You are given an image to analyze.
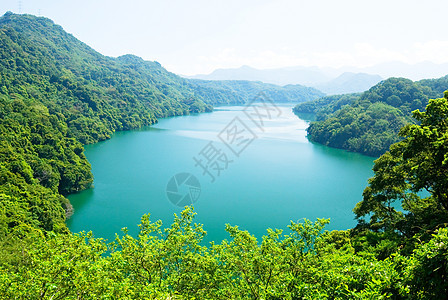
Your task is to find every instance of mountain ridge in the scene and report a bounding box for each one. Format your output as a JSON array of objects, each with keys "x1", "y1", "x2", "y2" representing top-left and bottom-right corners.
[
  {"x1": 188, "y1": 61, "x2": 448, "y2": 94},
  {"x1": 187, "y1": 65, "x2": 382, "y2": 94}
]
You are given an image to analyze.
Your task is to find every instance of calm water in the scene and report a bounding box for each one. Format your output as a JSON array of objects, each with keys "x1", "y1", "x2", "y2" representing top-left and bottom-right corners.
[{"x1": 67, "y1": 104, "x2": 375, "y2": 242}]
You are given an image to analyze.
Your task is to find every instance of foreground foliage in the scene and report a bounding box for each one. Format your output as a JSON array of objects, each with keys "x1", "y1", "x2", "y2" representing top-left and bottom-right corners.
[
  {"x1": 0, "y1": 206, "x2": 446, "y2": 299},
  {"x1": 354, "y1": 92, "x2": 448, "y2": 248}
]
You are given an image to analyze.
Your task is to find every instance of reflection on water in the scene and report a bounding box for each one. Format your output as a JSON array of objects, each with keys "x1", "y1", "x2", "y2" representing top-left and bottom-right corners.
[{"x1": 68, "y1": 104, "x2": 375, "y2": 243}]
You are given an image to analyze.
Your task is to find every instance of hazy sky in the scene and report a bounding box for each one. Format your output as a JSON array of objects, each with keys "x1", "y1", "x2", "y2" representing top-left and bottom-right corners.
[{"x1": 1, "y1": 0, "x2": 448, "y2": 75}]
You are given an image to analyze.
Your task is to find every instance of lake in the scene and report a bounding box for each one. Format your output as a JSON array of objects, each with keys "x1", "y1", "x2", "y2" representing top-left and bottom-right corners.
[{"x1": 67, "y1": 103, "x2": 375, "y2": 242}]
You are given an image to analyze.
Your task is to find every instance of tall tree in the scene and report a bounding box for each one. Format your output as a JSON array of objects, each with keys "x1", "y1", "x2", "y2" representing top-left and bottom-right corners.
[{"x1": 354, "y1": 91, "x2": 448, "y2": 239}]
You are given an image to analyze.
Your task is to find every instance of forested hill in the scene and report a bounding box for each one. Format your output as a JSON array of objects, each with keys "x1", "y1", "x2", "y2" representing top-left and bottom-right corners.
[
  {"x1": 0, "y1": 12, "x2": 215, "y2": 145},
  {"x1": 294, "y1": 76, "x2": 448, "y2": 156},
  {"x1": 0, "y1": 12, "x2": 217, "y2": 237},
  {"x1": 188, "y1": 79, "x2": 324, "y2": 104}
]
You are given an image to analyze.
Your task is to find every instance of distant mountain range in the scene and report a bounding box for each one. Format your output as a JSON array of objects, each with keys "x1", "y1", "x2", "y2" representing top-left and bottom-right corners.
[
  {"x1": 187, "y1": 66, "x2": 382, "y2": 94},
  {"x1": 344, "y1": 61, "x2": 448, "y2": 81},
  {"x1": 187, "y1": 65, "x2": 331, "y2": 87},
  {"x1": 313, "y1": 72, "x2": 383, "y2": 95},
  {"x1": 187, "y1": 61, "x2": 448, "y2": 95}
]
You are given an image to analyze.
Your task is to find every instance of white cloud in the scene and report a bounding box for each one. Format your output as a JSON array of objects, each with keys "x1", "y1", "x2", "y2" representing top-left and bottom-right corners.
[
  {"x1": 177, "y1": 41, "x2": 448, "y2": 75},
  {"x1": 413, "y1": 40, "x2": 448, "y2": 63}
]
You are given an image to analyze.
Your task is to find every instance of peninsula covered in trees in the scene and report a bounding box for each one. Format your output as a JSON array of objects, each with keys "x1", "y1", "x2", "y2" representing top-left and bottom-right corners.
[{"x1": 294, "y1": 76, "x2": 448, "y2": 156}]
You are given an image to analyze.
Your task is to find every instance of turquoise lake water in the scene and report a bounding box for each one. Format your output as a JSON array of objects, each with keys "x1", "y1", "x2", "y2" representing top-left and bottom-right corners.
[{"x1": 67, "y1": 104, "x2": 375, "y2": 242}]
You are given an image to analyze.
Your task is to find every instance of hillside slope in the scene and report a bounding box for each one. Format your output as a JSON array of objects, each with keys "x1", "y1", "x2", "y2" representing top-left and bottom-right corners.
[
  {"x1": 294, "y1": 76, "x2": 448, "y2": 156},
  {"x1": 0, "y1": 12, "x2": 214, "y2": 235},
  {"x1": 0, "y1": 12, "x2": 214, "y2": 144}
]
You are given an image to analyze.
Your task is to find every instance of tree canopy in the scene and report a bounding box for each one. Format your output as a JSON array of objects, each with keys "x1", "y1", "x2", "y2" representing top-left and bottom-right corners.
[
  {"x1": 295, "y1": 77, "x2": 448, "y2": 156},
  {"x1": 354, "y1": 92, "x2": 448, "y2": 238}
]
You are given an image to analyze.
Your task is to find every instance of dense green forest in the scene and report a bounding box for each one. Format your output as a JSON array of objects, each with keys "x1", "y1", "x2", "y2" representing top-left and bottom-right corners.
[
  {"x1": 294, "y1": 76, "x2": 448, "y2": 156},
  {"x1": 1, "y1": 12, "x2": 448, "y2": 299},
  {"x1": 0, "y1": 11, "x2": 217, "y2": 240},
  {"x1": 0, "y1": 12, "x2": 213, "y2": 145}
]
